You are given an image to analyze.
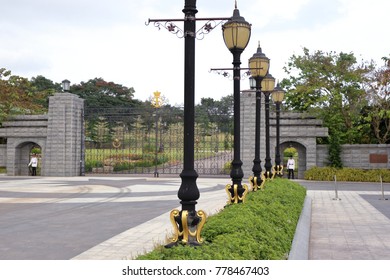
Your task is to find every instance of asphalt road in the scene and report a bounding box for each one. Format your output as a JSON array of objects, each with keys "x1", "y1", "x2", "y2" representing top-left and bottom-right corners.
[{"x1": 0, "y1": 177, "x2": 180, "y2": 260}]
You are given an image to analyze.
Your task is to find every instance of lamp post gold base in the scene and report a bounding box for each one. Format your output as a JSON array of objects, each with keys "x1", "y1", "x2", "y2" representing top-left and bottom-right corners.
[
  {"x1": 165, "y1": 209, "x2": 206, "y2": 248},
  {"x1": 225, "y1": 183, "x2": 249, "y2": 204},
  {"x1": 272, "y1": 165, "x2": 283, "y2": 178},
  {"x1": 249, "y1": 174, "x2": 266, "y2": 191},
  {"x1": 263, "y1": 171, "x2": 274, "y2": 181}
]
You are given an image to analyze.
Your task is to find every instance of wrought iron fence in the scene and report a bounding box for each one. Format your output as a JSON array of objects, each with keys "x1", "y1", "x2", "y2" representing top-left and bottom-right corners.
[{"x1": 84, "y1": 107, "x2": 233, "y2": 176}]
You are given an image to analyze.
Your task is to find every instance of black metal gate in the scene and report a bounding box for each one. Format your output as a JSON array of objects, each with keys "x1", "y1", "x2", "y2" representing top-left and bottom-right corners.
[{"x1": 84, "y1": 107, "x2": 233, "y2": 176}]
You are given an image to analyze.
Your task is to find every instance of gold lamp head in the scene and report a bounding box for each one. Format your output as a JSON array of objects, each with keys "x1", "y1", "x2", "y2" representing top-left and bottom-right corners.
[
  {"x1": 222, "y1": 1, "x2": 251, "y2": 52},
  {"x1": 248, "y1": 42, "x2": 270, "y2": 78},
  {"x1": 261, "y1": 73, "x2": 276, "y2": 92},
  {"x1": 272, "y1": 83, "x2": 285, "y2": 103}
]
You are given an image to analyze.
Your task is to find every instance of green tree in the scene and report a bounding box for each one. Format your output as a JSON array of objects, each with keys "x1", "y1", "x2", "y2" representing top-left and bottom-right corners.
[
  {"x1": 364, "y1": 56, "x2": 390, "y2": 144},
  {"x1": 281, "y1": 48, "x2": 374, "y2": 144},
  {"x1": 0, "y1": 68, "x2": 47, "y2": 126},
  {"x1": 30, "y1": 75, "x2": 62, "y2": 109},
  {"x1": 195, "y1": 95, "x2": 233, "y2": 134},
  {"x1": 328, "y1": 133, "x2": 343, "y2": 168},
  {"x1": 71, "y1": 78, "x2": 140, "y2": 109}
]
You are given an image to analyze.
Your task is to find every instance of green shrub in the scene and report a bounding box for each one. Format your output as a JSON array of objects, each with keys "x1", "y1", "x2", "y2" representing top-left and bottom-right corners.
[
  {"x1": 223, "y1": 161, "x2": 231, "y2": 174},
  {"x1": 0, "y1": 166, "x2": 6, "y2": 173},
  {"x1": 113, "y1": 154, "x2": 170, "y2": 172},
  {"x1": 304, "y1": 167, "x2": 390, "y2": 182},
  {"x1": 137, "y1": 179, "x2": 306, "y2": 260},
  {"x1": 113, "y1": 161, "x2": 135, "y2": 171},
  {"x1": 85, "y1": 160, "x2": 104, "y2": 172}
]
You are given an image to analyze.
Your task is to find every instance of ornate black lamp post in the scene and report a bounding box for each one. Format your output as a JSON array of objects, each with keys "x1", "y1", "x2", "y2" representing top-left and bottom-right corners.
[
  {"x1": 147, "y1": 0, "x2": 230, "y2": 247},
  {"x1": 262, "y1": 73, "x2": 276, "y2": 179},
  {"x1": 248, "y1": 43, "x2": 269, "y2": 191},
  {"x1": 222, "y1": 2, "x2": 251, "y2": 204},
  {"x1": 272, "y1": 84, "x2": 285, "y2": 177}
]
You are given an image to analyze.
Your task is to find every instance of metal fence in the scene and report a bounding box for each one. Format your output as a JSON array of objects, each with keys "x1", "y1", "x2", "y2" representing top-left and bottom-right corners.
[{"x1": 84, "y1": 107, "x2": 233, "y2": 176}]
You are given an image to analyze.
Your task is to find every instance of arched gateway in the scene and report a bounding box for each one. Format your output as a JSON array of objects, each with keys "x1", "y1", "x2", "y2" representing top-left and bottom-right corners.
[
  {"x1": 240, "y1": 91, "x2": 328, "y2": 179},
  {"x1": 0, "y1": 93, "x2": 84, "y2": 176}
]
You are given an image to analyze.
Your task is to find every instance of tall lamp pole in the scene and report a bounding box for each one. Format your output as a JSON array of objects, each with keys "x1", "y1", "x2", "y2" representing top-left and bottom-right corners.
[
  {"x1": 222, "y1": 2, "x2": 251, "y2": 204},
  {"x1": 248, "y1": 43, "x2": 269, "y2": 191},
  {"x1": 272, "y1": 84, "x2": 285, "y2": 177},
  {"x1": 263, "y1": 73, "x2": 276, "y2": 179},
  {"x1": 147, "y1": 0, "x2": 231, "y2": 247}
]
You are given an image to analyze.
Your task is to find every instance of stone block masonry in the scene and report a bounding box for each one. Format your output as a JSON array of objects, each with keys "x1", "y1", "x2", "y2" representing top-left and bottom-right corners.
[
  {"x1": 45, "y1": 93, "x2": 84, "y2": 176},
  {"x1": 0, "y1": 92, "x2": 84, "y2": 176}
]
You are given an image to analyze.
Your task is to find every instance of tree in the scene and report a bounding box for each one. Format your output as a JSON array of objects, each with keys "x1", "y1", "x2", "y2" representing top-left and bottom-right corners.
[
  {"x1": 71, "y1": 78, "x2": 140, "y2": 109},
  {"x1": 281, "y1": 48, "x2": 374, "y2": 144},
  {"x1": 328, "y1": 134, "x2": 343, "y2": 168},
  {"x1": 30, "y1": 75, "x2": 62, "y2": 109},
  {"x1": 364, "y1": 56, "x2": 390, "y2": 144},
  {"x1": 0, "y1": 68, "x2": 47, "y2": 126},
  {"x1": 195, "y1": 95, "x2": 233, "y2": 134}
]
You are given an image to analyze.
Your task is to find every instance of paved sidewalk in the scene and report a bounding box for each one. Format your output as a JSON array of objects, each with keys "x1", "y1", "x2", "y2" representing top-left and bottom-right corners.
[
  {"x1": 307, "y1": 190, "x2": 390, "y2": 259},
  {"x1": 299, "y1": 180, "x2": 390, "y2": 260}
]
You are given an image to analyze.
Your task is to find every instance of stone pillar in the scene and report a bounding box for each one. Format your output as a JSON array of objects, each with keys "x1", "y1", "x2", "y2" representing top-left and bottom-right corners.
[
  {"x1": 240, "y1": 90, "x2": 266, "y2": 180},
  {"x1": 44, "y1": 93, "x2": 84, "y2": 176}
]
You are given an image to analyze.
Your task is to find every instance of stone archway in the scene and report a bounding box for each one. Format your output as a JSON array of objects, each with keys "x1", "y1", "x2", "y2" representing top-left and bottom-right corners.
[
  {"x1": 14, "y1": 141, "x2": 44, "y2": 176},
  {"x1": 0, "y1": 93, "x2": 84, "y2": 176},
  {"x1": 280, "y1": 141, "x2": 307, "y2": 179}
]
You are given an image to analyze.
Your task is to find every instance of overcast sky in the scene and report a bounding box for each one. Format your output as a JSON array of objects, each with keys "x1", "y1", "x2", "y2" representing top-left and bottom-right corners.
[{"x1": 1, "y1": 0, "x2": 389, "y2": 105}]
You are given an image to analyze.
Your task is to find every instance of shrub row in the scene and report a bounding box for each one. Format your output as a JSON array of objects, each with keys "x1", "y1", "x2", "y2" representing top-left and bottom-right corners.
[
  {"x1": 85, "y1": 153, "x2": 170, "y2": 172},
  {"x1": 137, "y1": 179, "x2": 306, "y2": 260},
  {"x1": 304, "y1": 167, "x2": 390, "y2": 182}
]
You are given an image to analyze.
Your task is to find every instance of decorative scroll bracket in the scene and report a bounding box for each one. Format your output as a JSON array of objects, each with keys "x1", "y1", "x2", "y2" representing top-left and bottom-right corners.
[
  {"x1": 210, "y1": 67, "x2": 259, "y2": 80},
  {"x1": 249, "y1": 173, "x2": 266, "y2": 192},
  {"x1": 225, "y1": 183, "x2": 249, "y2": 204},
  {"x1": 165, "y1": 209, "x2": 206, "y2": 247},
  {"x1": 146, "y1": 17, "x2": 230, "y2": 39}
]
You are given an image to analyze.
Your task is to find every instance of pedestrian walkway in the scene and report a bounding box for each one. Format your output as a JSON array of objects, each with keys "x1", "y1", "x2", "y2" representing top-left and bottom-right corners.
[{"x1": 307, "y1": 188, "x2": 390, "y2": 259}]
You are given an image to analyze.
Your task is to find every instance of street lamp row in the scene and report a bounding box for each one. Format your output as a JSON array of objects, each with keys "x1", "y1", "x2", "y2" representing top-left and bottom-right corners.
[{"x1": 147, "y1": 0, "x2": 285, "y2": 247}]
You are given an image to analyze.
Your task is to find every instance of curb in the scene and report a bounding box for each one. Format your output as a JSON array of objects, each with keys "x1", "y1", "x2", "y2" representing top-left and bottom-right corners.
[{"x1": 288, "y1": 195, "x2": 312, "y2": 260}]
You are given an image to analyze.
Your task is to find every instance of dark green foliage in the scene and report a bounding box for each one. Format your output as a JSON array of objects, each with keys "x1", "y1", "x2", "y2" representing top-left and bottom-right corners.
[
  {"x1": 327, "y1": 134, "x2": 343, "y2": 168},
  {"x1": 113, "y1": 154, "x2": 169, "y2": 171},
  {"x1": 137, "y1": 179, "x2": 306, "y2": 260},
  {"x1": 84, "y1": 160, "x2": 104, "y2": 172},
  {"x1": 304, "y1": 167, "x2": 390, "y2": 182},
  {"x1": 71, "y1": 78, "x2": 140, "y2": 109}
]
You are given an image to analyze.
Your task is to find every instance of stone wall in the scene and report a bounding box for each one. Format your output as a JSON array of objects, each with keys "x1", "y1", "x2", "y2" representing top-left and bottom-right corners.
[
  {"x1": 0, "y1": 144, "x2": 6, "y2": 167},
  {"x1": 317, "y1": 144, "x2": 390, "y2": 169}
]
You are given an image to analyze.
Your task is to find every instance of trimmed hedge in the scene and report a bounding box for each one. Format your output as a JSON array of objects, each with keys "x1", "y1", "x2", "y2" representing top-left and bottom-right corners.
[
  {"x1": 136, "y1": 179, "x2": 306, "y2": 260},
  {"x1": 304, "y1": 167, "x2": 390, "y2": 182}
]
